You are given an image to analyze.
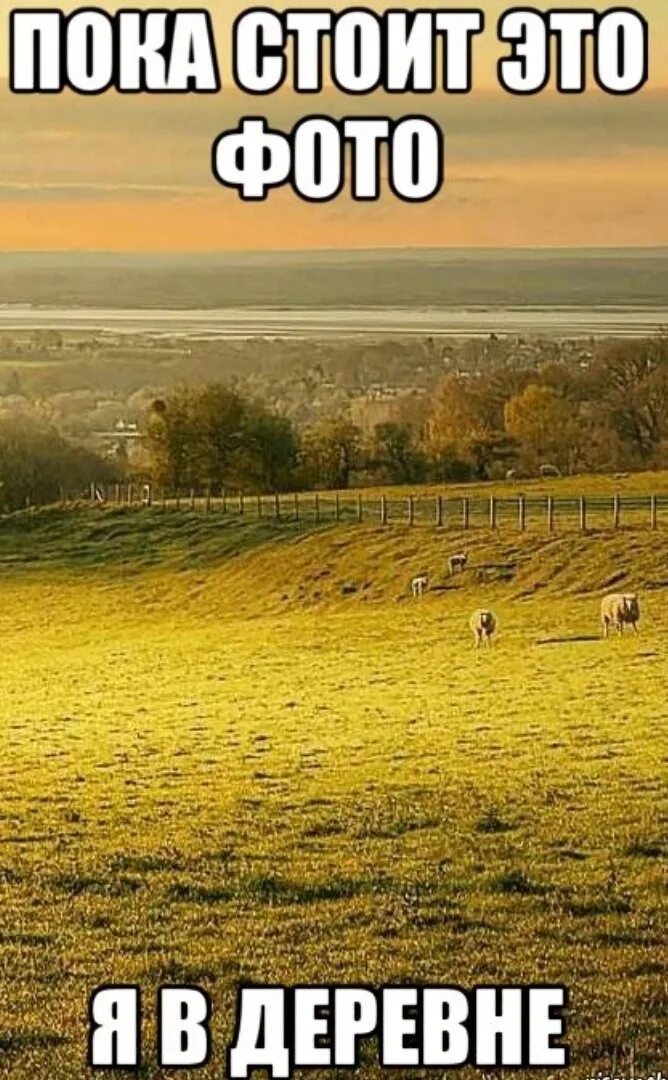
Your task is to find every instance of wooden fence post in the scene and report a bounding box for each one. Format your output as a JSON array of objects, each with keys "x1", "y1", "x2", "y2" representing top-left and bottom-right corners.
[
  {"x1": 115, "y1": 483, "x2": 121, "y2": 506},
  {"x1": 239, "y1": 491, "x2": 245, "y2": 516},
  {"x1": 315, "y1": 493, "x2": 320, "y2": 523},
  {"x1": 650, "y1": 494, "x2": 657, "y2": 530},
  {"x1": 189, "y1": 488, "x2": 196, "y2": 511},
  {"x1": 518, "y1": 494, "x2": 526, "y2": 532},
  {"x1": 357, "y1": 493, "x2": 363, "y2": 523},
  {"x1": 547, "y1": 496, "x2": 554, "y2": 532},
  {"x1": 435, "y1": 495, "x2": 443, "y2": 528},
  {"x1": 294, "y1": 493, "x2": 299, "y2": 521},
  {"x1": 175, "y1": 489, "x2": 181, "y2": 510},
  {"x1": 612, "y1": 494, "x2": 620, "y2": 529},
  {"x1": 462, "y1": 497, "x2": 469, "y2": 530},
  {"x1": 221, "y1": 488, "x2": 227, "y2": 513},
  {"x1": 380, "y1": 495, "x2": 387, "y2": 525},
  {"x1": 128, "y1": 483, "x2": 134, "y2": 506},
  {"x1": 274, "y1": 492, "x2": 280, "y2": 520},
  {"x1": 335, "y1": 492, "x2": 340, "y2": 522},
  {"x1": 407, "y1": 496, "x2": 414, "y2": 526},
  {"x1": 257, "y1": 494, "x2": 263, "y2": 519},
  {"x1": 579, "y1": 496, "x2": 587, "y2": 532},
  {"x1": 489, "y1": 496, "x2": 497, "y2": 529},
  {"x1": 161, "y1": 487, "x2": 166, "y2": 511}
]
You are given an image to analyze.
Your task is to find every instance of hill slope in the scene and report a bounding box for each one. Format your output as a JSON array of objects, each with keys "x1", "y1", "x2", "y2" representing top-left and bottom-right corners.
[
  {"x1": 2, "y1": 506, "x2": 667, "y2": 616},
  {"x1": 0, "y1": 504, "x2": 665, "y2": 1078}
]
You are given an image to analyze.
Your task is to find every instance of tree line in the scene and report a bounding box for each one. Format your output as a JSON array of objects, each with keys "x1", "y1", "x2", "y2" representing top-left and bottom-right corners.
[
  {"x1": 145, "y1": 335, "x2": 668, "y2": 491},
  {"x1": 424, "y1": 334, "x2": 668, "y2": 481},
  {"x1": 0, "y1": 334, "x2": 666, "y2": 510},
  {"x1": 0, "y1": 415, "x2": 117, "y2": 512}
]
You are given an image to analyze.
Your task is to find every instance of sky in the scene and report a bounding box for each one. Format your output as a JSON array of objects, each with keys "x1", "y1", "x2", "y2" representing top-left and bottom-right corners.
[{"x1": 0, "y1": 0, "x2": 666, "y2": 250}]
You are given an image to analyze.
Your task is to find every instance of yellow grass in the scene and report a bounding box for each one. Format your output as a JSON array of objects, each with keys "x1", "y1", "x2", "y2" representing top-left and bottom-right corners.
[
  {"x1": 0, "y1": 511, "x2": 665, "y2": 1077},
  {"x1": 310, "y1": 467, "x2": 668, "y2": 502}
]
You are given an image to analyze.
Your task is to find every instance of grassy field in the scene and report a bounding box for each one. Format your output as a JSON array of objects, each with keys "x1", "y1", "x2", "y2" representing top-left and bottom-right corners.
[
  {"x1": 0, "y1": 508, "x2": 665, "y2": 1078},
  {"x1": 321, "y1": 467, "x2": 668, "y2": 502}
]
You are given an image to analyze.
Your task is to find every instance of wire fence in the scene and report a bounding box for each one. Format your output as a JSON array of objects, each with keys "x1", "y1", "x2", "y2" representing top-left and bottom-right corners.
[{"x1": 73, "y1": 482, "x2": 668, "y2": 533}]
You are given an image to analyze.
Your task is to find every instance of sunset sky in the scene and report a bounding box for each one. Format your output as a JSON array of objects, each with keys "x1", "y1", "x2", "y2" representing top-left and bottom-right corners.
[{"x1": 0, "y1": 0, "x2": 666, "y2": 250}]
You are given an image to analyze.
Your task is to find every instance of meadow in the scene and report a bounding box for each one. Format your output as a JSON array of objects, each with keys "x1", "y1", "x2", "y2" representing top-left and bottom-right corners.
[{"x1": 0, "y1": 505, "x2": 665, "y2": 1078}]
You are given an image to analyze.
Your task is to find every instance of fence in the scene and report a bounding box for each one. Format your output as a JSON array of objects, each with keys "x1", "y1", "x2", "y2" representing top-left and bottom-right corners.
[{"x1": 77, "y1": 483, "x2": 668, "y2": 533}]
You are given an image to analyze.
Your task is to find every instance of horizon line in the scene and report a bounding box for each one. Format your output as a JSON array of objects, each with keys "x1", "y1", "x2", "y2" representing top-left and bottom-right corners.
[{"x1": 1, "y1": 244, "x2": 668, "y2": 258}]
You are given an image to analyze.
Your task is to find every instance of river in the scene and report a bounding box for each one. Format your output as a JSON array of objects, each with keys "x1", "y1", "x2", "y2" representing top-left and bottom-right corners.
[{"x1": 0, "y1": 305, "x2": 666, "y2": 338}]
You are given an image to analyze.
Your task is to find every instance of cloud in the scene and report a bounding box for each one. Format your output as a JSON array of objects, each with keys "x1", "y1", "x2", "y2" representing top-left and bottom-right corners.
[
  {"x1": 0, "y1": 19, "x2": 666, "y2": 247},
  {"x1": 0, "y1": 180, "x2": 212, "y2": 202}
]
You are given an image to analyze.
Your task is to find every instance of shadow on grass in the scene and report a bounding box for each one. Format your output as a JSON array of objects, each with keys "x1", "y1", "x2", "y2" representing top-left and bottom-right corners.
[
  {"x1": 535, "y1": 634, "x2": 601, "y2": 645},
  {"x1": 0, "y1": 505, "x2": 334, "y2": 573}
]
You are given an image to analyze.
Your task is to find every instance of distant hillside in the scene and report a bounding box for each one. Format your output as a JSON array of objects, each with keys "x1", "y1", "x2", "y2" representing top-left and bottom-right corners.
[{"x1": 0, "y1": 249, "x2": 667, "y2": 309}]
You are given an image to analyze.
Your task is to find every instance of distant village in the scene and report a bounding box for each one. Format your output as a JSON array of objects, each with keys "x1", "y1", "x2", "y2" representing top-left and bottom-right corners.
[
  {"x1": 0, "y1": 328, "x2": 598, "y2": 458},
  {"x1": 0, "y1": 326, "x2": 660, "y2": 506}
]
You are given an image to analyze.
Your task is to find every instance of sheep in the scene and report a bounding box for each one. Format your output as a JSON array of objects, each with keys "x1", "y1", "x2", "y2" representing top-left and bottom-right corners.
[
  {"x1": 470, "y1": 609, "x2": 497, "y2": 648},
  {"x1": 601, "y1": 593, "x2": 640, "y2": 638},
  {"x1": 448, "y1": 552, "x2": 468, "y2": 576},
  {"x1": 411, "y1": 573, "x2": 429, "y2": 598}
]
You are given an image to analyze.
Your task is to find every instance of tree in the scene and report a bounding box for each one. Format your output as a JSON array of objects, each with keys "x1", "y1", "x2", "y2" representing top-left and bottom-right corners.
[
  {"x1": 234, "y1": 408, "x2": 298, "y2": 492},
  {"x1": 427, "y1": 375, "x2": 489, "y2": 456},
  {"x1": 146, "y1": 389, "x2": 200, "y2": 490},
  {"x1": 299, "y1": 419, "x2": 362, "y2": 489},
  {"x1": 145, "y1": 384, "x2": 299, "y2": 492},
  {"x1": 467, "y1": 432, "x2": 518, "y2": 480},
  {"x1": 504, "y1": 384, "x2": 582, "y2": 474},
  {"x1": 426, "y1": 375, "x2": 513, "y2": 479},
  {"x1": 590, "y1": 335, "x2": 668, "y2": 463},
  {"x1": 0, "y1": 416, "x2": 115, "y2": 511},
  {"x1": 372, "y1": 422, "x2": 428, "y2": 484},
  {"x1": 192, "y1": 384, "x2": 250, "y2": 487}
]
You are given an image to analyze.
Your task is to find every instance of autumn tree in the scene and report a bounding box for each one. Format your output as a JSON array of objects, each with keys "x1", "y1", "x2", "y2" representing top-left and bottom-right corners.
[
  {"x1": 426, "y1": 374, "x2": 516, "y2": 479},
  {"x1": 427, "y1": 375, "x2": 488, "y2": 457},
  {"x1": 504, "y1": 383, "x2": 584, "y2": 474}
]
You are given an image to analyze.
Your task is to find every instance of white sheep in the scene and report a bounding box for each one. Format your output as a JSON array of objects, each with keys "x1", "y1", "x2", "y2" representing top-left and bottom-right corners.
[
  {"x1": 448, "y1": 552, "x2": 468, "y2": 576},
  {"x1": 470, "y1": 609, "x2": 497, "y2": 648},
  {"x1": 411, "y1": 574, "x2": 429, "y2": 598},
  {"x1": 600, "y1": 593, "x2": 640, "y2": 638}
]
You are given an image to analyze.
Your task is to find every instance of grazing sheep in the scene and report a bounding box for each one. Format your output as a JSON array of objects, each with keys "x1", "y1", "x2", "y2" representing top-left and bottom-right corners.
[
  {"x1": 448, "y1": 552, "x2": 468, "y2": 576},
  {"x1": 411, "y1": 573, "x2": 429, "y2": 598},
  {"x1": 601, "y1": 593, "x2": 640, "y2": 638},
  {"x1": 470, "y1": 609, "x2": 497, "y2": 648}
]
